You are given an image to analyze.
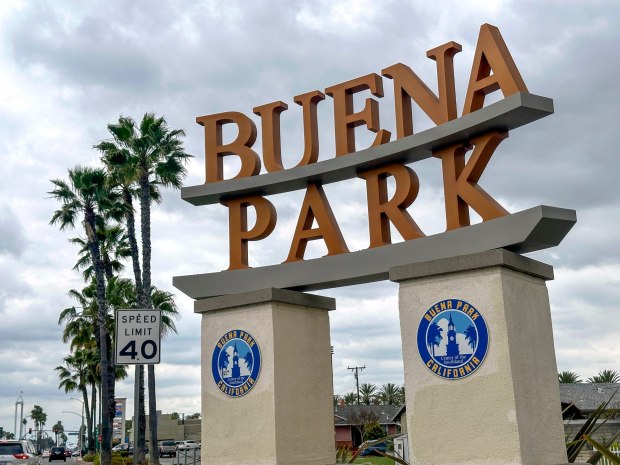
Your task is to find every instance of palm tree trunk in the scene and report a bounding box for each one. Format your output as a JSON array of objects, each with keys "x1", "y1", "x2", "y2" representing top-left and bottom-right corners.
[
  {"x1": 136, "y1": 366, "x2": 146, "y2": 465},
  {"x1": 148, "y1": 365, "x2": 158, "y2": 465},
  {"x1": 122, "y1": 188, "x2": 147, "y2": 465},
  {"x1": 139, "y1": 174, "x2": 151, "y2": 310},
  {"x1": 81, "y1": 387, "x2": 92, "y2": 454},
  {"x1": 89, "y1": 384, "x2": 96, "y2": 453},
  {"x1": 123, "y1": 188, "x2": 143, "y2": 298},
  {"x1": 139, "y1": 173, "x2": 159, "y2": 465},
  {"x1": 84, "y1": 209, "x2": 113, "y2": 465}
]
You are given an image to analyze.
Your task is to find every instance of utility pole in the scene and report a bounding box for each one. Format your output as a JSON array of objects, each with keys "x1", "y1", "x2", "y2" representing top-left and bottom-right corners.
[{"x1": 347, "y1": 366, "x2": 365, "y2": 405}]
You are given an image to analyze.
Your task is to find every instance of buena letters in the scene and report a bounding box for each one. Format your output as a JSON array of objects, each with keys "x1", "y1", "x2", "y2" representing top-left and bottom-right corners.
[{"x1": 197, "y1": 24, "x2": 529, "y2": 270}]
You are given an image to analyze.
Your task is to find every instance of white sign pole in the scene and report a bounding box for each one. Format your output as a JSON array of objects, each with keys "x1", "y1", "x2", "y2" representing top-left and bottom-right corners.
[{"x1": 115, "y1": 309, "x2": 161, "y2": 465}]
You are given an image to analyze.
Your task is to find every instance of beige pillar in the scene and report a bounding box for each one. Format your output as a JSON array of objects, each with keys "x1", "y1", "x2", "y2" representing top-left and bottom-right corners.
[
  {"x1": 195, "y1": 288, "x2": 335, "y2": 465},
  {"x1": 391, "y1": 249, "x2": 568, "y2": 465}
]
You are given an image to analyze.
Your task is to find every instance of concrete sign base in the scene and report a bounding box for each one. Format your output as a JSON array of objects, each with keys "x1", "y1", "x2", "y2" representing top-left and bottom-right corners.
[
  {"x1": 195, "y1": 288, "x2": 336, "y2": 465},
  {"x1": 391, "y1": 249, "x2": 567, "y2": 465}
]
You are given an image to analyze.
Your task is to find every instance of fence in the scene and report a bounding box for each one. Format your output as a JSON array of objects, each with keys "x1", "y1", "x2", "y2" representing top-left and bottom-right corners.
[
  {"x1": 173, "y1": 447, "x2": 201, "y2": 465},
  {"x1": 598, "y1": 444, "x2": 620, "y2": 465}
]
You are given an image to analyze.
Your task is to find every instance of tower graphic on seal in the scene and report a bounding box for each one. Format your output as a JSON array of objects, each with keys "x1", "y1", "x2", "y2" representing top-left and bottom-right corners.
[
  {"x1": 232, "y1": 342, "x2": 240, "y2": 378},
  {"x1": 446, "y1": 314, "x2": 460, "y2": 356}
]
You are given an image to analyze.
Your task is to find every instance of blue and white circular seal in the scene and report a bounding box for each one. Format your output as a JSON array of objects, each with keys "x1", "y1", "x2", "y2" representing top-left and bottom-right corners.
[
  {"x1": 417, "y1": 299, "x2": 489, "y2": 380},
  {"x1": 212, "y1": 329, "x2": 261, "y2": 397}
]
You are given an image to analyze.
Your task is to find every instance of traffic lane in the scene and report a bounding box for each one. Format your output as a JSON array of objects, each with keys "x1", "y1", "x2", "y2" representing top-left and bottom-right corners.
[{"x1": 48, "y1": 457, "x2": 80, "y2": 465}]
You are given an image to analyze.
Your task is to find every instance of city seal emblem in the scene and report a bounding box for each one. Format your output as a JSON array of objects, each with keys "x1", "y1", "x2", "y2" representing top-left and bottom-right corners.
[
  {"x1": 417, "y1": 299, "x2": 489, "y2": 380},
  {"x1": 212, "y1": 329, "x2": 261, "y2": 397}
]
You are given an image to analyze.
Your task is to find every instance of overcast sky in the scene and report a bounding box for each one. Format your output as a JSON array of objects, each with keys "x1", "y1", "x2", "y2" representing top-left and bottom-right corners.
[{"x1": 1, "y1": 0, "x2": 619, "y2": 437}]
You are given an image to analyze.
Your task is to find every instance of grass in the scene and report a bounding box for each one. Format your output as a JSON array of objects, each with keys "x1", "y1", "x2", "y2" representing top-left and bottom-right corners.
[{"x1": 352, "y1": 457, "x2": 398, "y2": 464}]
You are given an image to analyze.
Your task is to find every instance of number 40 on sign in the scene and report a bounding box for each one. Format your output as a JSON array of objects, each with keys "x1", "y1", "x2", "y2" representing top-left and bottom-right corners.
[{"x1": 115, "y1": 309, "x2": 162, "y2": 365}]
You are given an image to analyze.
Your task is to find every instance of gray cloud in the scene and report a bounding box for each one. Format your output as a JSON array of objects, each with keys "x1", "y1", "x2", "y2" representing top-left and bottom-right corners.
[{"x1": 0, "y1": 205, "x2": 26, "y2": 256}]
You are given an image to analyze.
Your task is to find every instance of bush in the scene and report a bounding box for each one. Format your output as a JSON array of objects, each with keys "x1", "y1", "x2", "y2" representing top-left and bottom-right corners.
[
  {"x1": 88, "y1": 453, "x2": 144, "y2": 465},
  {"x1": 363, "y1": 421, "x2": 385, "y2": 442}
]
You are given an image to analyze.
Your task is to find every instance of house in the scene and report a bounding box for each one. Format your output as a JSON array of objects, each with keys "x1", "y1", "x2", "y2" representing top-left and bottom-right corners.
[
  {"x1": 559, "y1": 383, "x2": 620, "y2": 417},
  {"x1": 333, "y1": 404, "x2": 402, "y2": 449},
  {"x1": 390, "y1": 383, "x2": 620, "y2": 461},
  {"x1": 560, "y1": 383, "x2": 620, "y2": 447}
]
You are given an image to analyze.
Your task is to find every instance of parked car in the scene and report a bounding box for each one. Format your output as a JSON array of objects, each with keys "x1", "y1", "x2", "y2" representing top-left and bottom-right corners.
[
  {"x1": 48, "y1": 447, "x2": 66, "y2": 462},
  {"x1": 176, "y1": 440, "x2": 200, "y2": 450},
  {"x1": 126, "y1": 445, "x2": 148, "y2": 456},
  {"x1": 112, "y1": 444, "x2": 128, "y2": 452},
  {"x1": 158, "y1": 441, "x2": 177, "y2": 458},
  {"x1": 0, "y1": 440, "x2": 41, "y2": 465},
  {"x1": 358, "y1": 441, "x2": 388, "y2": 457}
]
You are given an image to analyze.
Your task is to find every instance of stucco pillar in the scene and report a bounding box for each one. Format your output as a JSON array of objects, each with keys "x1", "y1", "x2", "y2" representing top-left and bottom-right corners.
[
  {"x1": 391, "y1": 249, "x2": 567, "y2": 465},
  {"x1": 195, "y1": 288, "x2": 335, "y2": 465}
]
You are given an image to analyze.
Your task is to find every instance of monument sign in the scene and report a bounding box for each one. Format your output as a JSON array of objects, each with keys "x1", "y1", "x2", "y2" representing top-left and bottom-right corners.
[{"x1": 174, "y1": 23, "x2": 575, "y2": 465}]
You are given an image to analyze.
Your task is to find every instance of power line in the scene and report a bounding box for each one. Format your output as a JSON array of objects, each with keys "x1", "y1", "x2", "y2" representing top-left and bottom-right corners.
[{"x1": 347, "y1": 365, "x2": 366, "y2": 405}]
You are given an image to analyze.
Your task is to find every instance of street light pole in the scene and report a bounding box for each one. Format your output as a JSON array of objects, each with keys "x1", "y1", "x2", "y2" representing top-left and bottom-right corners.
[
  {"x1": 70, "y1": 398, "x2": 85, "y2": 454},
  {"x1": 62, "y1": 411, "x2": 84, "y2": 450}
]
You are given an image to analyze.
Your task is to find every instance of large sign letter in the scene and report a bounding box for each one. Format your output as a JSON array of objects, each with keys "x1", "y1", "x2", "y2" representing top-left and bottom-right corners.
[
  {"x1": 463, "y1": 24, "x2": 528, "y2": 115},
  {"x1": 433, "y1": 131, "x2": 509, "y2": 230},
  {"x1": 196, "y1": 112, "x2": 261, "y2": 183},
  {"x1": 358, "y1": 164, "x2": 425, "y2": 247},
  {"x1": 285, "y1": 184, "x2": 349, "y2": 262},
  {"x1": 382, "y1": 42, "x2": 461, "y2": 138},
  {"x1": 222, "y1": 195, "x2": 277, "y2": 270},
  {"x1": 325, "y1": 73, "x2": 391, "y2": 156},
  {"x1": 293, "y1": 90, "x2": 325, "y2": 167},
  {"x1": 253, "y1": 101, "x2": 288, "y2": 173}
]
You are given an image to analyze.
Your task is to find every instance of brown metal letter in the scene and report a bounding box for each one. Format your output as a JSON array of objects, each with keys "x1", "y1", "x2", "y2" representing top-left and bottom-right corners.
[
  {"x1": 462, "y1": 24, "x2": 528, "y2": 115},
  {"x1": 196, "y1": 112, "x2": 261, "y2": 183},
  {"x1": 284, "y1": 183, "x2": 349, "y2": 262},
  {"x1": 293, "y1": 90, "x2": 325, "y2": 167},
  {"x1": 358, "y1": 163, "x2": 425, "y2": 248},
  {"x1": 253, "y1": 101, "x2": 288, "y2": 173},
  {"x1": 222, "y1": 195, "x2": 277, "y2": 270},
  {"x1": 382, "y1": 42, "x2": 461, "y2": 138},
  {"x1": 433, "y1": 131, "x2": 509, "y2": 230},
  {"x1": 325, "y1": 73, "x2": 391, "y2": 156}
]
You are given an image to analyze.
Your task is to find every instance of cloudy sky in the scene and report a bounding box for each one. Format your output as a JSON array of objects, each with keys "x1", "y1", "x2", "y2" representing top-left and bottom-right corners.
[{"x1": 1, "y1": 0, "x2": 619, "y2": 437}]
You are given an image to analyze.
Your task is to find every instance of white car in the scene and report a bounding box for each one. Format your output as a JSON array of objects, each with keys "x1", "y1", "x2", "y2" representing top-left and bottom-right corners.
[
  {"x1": 0, "y1": 440, "x2": 41, "y2": 465},
  {"x1": 176, "y1": 441, "x2": 200, "y2": 450}
]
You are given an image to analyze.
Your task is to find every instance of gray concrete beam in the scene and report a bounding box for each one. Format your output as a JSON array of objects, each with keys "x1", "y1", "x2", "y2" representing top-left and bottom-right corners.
[{"x1": 173, "y1": 205, "x2": 576, "y2": 299}]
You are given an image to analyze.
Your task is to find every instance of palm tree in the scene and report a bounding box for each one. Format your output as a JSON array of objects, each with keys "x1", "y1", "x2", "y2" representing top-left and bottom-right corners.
[
  {"x1": 49, "y1": 166, "x2": 120, "y2": 465},
  {"x1": 588, "y1": 370, "x2": 620, "y2": 383},
  {"x1": 427, "y1": 322, "x2": 443, "y2": 356},
  {"x1": 359, "y1": 383, "x2": 377, "y2": 405},
  {"x1": 95, "y1": 113, "x2": 191, "y2": 465},
  {"x1": 71, "y1": 222, "x2": 130, "y2": 282},
  {"x1": 558, "y1": 371, "x2": 582, "y2": 383},
  {"x1": 56, "y1": 349, "x2": 96, "y2": 453},
  {"x1": 52, "y1": 421, "x2": 64, "y2": 446},
  {"x1": 244, "y1": 351, "x2": 253, "y2": 371},
  {"x1": 464, "y1": 325, "x2": 477, "y2": 350},
  {"x1": 343, "y1": 392, "x2": 357, "y2": 405},
  {"x1": 58, "y1": 284, "x2": 103, "y2": 454},
  {"x1": 30, "y1": 405, "x2": 47, "y2": 452},
  {"x1": 377, "y1": 383, "x2": 401, "y2": 405}
]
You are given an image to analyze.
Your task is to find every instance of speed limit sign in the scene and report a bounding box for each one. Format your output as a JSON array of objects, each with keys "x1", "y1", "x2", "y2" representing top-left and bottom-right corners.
[{"x1": 115, "y1": 309, "x2": 161, "y2": 364}]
